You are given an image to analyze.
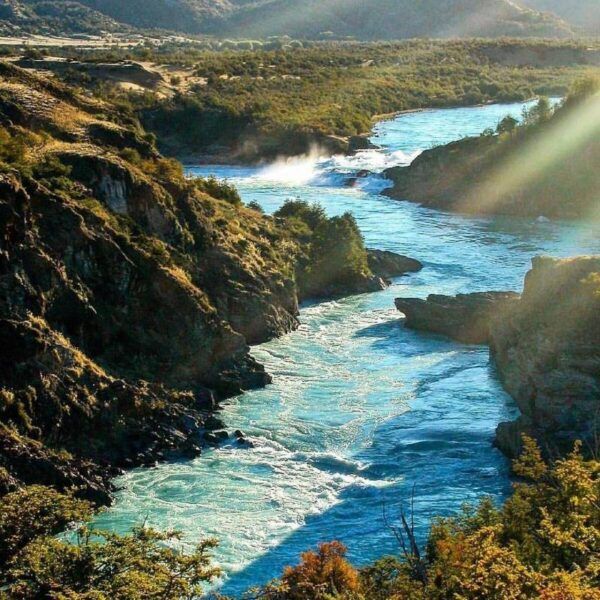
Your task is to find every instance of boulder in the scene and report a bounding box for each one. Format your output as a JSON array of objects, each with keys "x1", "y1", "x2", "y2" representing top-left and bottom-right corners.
[
  {"x1": 367, "y1": 249, "x2": 423, "y2": 280},
  {"x1": 204, "y1": 415, "x2": 226, "y2": 431},
  {"x1": 348, "y1": 135, "x2": 379, "y2": 153},
  {"x1": 395, "y1": 291, "x2": 520, "y2": 344}
]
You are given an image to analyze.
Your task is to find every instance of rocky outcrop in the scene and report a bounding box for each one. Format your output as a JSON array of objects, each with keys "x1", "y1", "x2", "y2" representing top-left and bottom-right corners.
[
  {"x1": 491, "y1": 256, "x2": 600, "y2": 457},
  {"x1": 395, "y1": 292, "x2": 520, "y2": 344},
  {"x1": 0, "y1": 64, "x2": 423, "y2": 502},
  {"x1": 367, "y1": 249, "x2": 423, "y2": 280},
  {"x1": 348, "y1": 135, "x2": 379, "y2": 153},
  {"x1": 384, "y1": 92, "x2": 600, "y2": 219},
  {"x1": 300, "y1": 250, "x2": 422, "y2": 301}
]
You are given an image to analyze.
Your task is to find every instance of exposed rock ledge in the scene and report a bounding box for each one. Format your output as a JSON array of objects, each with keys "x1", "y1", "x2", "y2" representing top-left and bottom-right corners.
[
  {"x1": 395, "y1": 291, "x2": 520, "y2": 344},
  {"x1": 367, "y1": 249, "x2": 423, "y2": 280}
]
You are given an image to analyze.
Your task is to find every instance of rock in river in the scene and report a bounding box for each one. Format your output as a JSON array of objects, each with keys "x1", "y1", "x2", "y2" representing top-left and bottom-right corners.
[{"x1": 395, "y1": 291, "x2": 520, "y2": 344}]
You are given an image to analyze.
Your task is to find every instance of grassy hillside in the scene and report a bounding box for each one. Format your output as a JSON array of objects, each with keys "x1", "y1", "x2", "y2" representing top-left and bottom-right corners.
[{"x1": 115, "y1": 40, "x2": 598, "y2": 161}]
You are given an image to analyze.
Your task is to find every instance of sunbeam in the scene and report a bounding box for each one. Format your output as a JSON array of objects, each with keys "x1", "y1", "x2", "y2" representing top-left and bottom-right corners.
[{"x1": 457, "y1": 91, "x2": 600, "y2": 219}]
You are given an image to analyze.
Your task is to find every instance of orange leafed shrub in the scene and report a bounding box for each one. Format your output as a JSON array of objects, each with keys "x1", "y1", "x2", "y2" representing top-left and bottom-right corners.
[{"x1": 281, "y1": 541, "x2": 361, "y2": 599}]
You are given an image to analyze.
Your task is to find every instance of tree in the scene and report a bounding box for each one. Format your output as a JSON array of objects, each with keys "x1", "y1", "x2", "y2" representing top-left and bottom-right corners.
[
  {"x1": 280, "y1": 541, "x2": 361, "y2": 600},
  {"x1": 496, "y1": 115, "x2": 518, "y2": 135},
  {"x1": 274, "y1": 199, "x2": 327, "y2": 231},
  {"x1": 307, "y1": 213, "x2": 370, "y2": 289},
  {"x1": 523, "y1": 97, "x2": 552, "y2": 126}
]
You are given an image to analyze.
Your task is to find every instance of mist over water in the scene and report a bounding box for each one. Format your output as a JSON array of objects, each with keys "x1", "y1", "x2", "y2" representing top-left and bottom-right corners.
[{"x1": 95, "y1": 100, "x2": 599, "y2": 595}]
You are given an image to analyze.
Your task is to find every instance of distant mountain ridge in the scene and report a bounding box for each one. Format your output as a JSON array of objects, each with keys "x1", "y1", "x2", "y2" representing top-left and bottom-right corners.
[
  {"x1": 0, "y1": 0, "x2": 578, "y2": 39},
  {"x1": 518, "y1": 0, "x2": 600, "y2": 33}
]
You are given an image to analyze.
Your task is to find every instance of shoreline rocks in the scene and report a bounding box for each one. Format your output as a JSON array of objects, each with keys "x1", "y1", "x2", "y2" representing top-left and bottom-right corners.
[
  {"x1": 395, "y1": 291, "x2": 520, "y2": 344},
  {"x1": 394, "y1": 257, "x2": 600, "y2": 459}
]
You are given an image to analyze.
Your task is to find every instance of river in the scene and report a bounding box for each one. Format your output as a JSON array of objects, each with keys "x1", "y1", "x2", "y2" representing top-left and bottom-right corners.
[{"x1": 94, "y1": 100, "x2": 600, "y2": 595}]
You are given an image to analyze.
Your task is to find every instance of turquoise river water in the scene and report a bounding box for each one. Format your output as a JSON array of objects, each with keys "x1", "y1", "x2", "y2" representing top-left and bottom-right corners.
[{"x1": 94, "y1": 100, "x2": 600, "y2": 595}]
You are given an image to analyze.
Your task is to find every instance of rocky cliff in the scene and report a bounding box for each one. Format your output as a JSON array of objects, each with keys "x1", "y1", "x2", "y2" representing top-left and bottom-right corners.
[
  {"x1": 0, "y1": 62, "x2": 423, "y2": 502},
  {"x1": 491, "y1": 256, "x2": 600, "y2": 457},
  {"x1": 395, "y1": 257, "x2": 600, "y2": 458},
  {"x1": 0, "y1": 62, "x2": 303, "y2": 501}
]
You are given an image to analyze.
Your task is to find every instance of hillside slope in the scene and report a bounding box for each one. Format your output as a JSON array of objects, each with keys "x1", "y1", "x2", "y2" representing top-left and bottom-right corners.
[
  {"x1": 213, "y1": 0, "x2": 575, "y2": 40},
  {"x1": 0, "y1": 0, "x2": 126, "y2": 35},
  {"x1": 385, "y1": 80, "x2": 600, "y2": 219},
  {"x1": 1, "y1": 0, "x2": 576, "y2": 38},
  {"x1": 519, "y1": 0, "x2": 600, "y2": 32},
  {"x1": 0, "y1": 61, "x2": 302, "y2": 501}
]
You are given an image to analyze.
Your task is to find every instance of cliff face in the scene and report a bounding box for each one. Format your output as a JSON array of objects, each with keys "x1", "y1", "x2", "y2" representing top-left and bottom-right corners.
[
  {"x1": 0, "y1": 62, "x2": 300, "y2": 500},
  {"x1": 491, "y1": 256, "x2": 600, "y2": 457}
]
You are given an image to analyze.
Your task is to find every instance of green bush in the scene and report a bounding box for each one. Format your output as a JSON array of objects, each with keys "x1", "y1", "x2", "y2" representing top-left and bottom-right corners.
[
  {"x1": 194, "y1": 176, "x2": 242, "y2": 205},
  {"x1": 0, "y1": 486, "x2": 221, "y2": 599},
  {"x1": 308, "y1": 213, "x2": 370, "y2": 287},
  {"x1": 274, "y1": 199, "x2": 327, "y2": 231}
]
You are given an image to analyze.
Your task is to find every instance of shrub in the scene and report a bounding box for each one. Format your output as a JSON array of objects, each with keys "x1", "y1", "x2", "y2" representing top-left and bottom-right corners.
[
  {"x1": 274, "y1": 199, "x2": 327, "y2": 231},
  {"x1": 280, "y1": 541, "x2": 361, "y2": 600},
  {"x1": 247, "y1": 200, "x2": 264, "y2": 213},
  {"x1": 0, "y1": 486, "x2": 221, "y2": 599},
  {"x1": 194, "y1": 176, "x2": 242, "y2": 205},
  {"x1": 308, "y1": 213, "x2": 370, "y2": 286}
]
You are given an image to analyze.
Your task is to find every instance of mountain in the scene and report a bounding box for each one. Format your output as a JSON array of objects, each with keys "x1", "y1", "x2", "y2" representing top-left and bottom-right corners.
[
  {"x1": 518, "y1": 0, "x2": 600, "y2": 33},
  {"x1": 1, "y1": 0, "x2": 576, "y2": 39},
  {"x1": 0, "y1": 0, "x2": 126, "y2": 35},
  {"x1": 204, "y1": 0, "x2": 575, "y2": 40}
]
